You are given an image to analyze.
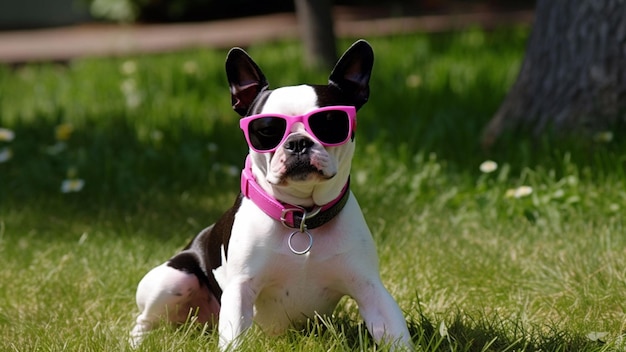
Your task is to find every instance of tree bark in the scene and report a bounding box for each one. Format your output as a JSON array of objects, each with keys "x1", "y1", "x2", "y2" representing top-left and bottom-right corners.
[
  {"x1": 294, "y1": 0, "x2": 337, "y2": 70},
  {"x1": 482, "y1": 0, "x2": 626, "y2": 148}
]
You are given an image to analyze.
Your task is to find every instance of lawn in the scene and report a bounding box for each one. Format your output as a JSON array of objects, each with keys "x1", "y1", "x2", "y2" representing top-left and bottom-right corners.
[{"x1": 1, "y1": 28, "x2": 626, "y2": 351}]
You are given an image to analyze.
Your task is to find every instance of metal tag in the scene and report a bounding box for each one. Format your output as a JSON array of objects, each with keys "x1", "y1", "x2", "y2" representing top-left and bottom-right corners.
[{"x1": 288, "y1": 230, "x2": 313, "y2": 255}]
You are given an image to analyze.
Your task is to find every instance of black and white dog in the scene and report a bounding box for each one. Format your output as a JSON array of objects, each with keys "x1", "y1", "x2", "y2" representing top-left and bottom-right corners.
[{"x1": 130, "y1": 40, "x2": 412, "y2": 350}]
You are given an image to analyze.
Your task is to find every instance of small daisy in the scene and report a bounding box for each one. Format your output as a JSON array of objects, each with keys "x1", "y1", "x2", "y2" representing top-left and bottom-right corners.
[
  {"x1": 587, "y1": 332, "x2": 608, "y2": 342},
  {"x1": 355, "y1": 170, "x2": 368, "y2": 186},
  {"x1": 479, "y1": 160, "x2": 498, "y2": 173},
  {"x1": 126, "y1": 94, "x2": 142, "y2": 109},
  {"x1": 121, "y1": 60, "x2": 137, "y2": 75},
  {"x1": 505, "y1": 186, "x2": 533, "y2": 198},
  {"x1": 61, "y1": 179, "x2": 85, "y2": 193},
  {"x1": 439, "y1": 321, "x2": 448, "y2": 338},
  {"x1": 0, "y1": 128, "x2": 15, "y2": 142},
  {"x1": 120, "y1": 78, "x2": 142, "y2": 109},
  {"x1": 0, "y1": 147, "x2": 12, "y2": 163},
  {"x1": 120, "y1": 78, "x2": 137, "y2": 94},
  {"x1": 552, "y1": 189, "x2": 565, "y2": 199},
  {"x1": 182, "y1": 60, "x2": 199, "y2": 75}
]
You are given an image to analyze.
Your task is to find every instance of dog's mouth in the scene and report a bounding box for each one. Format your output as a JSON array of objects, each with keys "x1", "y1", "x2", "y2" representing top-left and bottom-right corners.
[
  {"x1": 283, "y1": 157, "x2": 326, "y2": 181},
  {"x1": 265, "y1": 140, "x2": 338, "y2": 185}
]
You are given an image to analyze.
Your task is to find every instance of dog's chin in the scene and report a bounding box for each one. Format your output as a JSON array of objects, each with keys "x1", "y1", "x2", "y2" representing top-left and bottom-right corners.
[
  {"x1": 285, "y1": 165, "x2": 330, "y2": 183},
  {"x1": 277, "y1": 170, "x2": 334, "y2": 185},
  {"x1": 268, "y1": 161, "x2": 335, "y2": 185},
  {"x1": 265, "y1": 148, "x2": 338, "y2": 186}
]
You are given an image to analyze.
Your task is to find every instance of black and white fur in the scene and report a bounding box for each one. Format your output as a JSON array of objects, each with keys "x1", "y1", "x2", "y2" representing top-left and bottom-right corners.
[{"x1": 130, "y1": 40, "x2": 412, "y2": 350}]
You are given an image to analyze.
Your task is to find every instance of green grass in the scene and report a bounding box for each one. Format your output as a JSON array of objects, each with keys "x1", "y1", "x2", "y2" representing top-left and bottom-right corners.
[{"x1": 2, "y1": 28, "x2": 626, "y2": 351}]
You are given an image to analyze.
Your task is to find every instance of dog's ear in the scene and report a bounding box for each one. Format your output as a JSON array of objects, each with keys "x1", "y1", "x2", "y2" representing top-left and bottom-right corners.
[
  {"x1": 328, "y1": 40, "x2": 374, "y2": 109},
  {"x1": 226, "y1": 48, "x2": 269, "y2": 116}
]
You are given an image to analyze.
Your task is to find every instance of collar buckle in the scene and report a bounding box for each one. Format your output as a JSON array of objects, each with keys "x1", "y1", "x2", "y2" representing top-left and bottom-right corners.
[{"x1": 280, "y1": 206, "x2": 322, "y2": 230}]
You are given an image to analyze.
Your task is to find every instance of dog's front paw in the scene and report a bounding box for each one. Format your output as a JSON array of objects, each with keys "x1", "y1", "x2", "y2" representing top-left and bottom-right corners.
[
  {"x1": 218, "y1": 333, "x2": 244, "y2": 352},
  {"x1": 129, "y1": 321, "x2": 150, "y2": 349}
]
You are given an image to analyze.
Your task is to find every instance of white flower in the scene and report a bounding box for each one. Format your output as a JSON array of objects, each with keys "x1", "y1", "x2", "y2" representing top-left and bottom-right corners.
[
  {"x1": 505, "y1": 186, "x2": 533, "y2": 198},
  {"x1": 515, "y1": 186, "x2": 533, "y2": 197},
  {"x1": 587, "y1": 331, "x2": 608, "y2": 342},
  {"x1": 0, "y1": 128, "x2": 15, "y2": 142},
  {"x1": 120, "y1": 60, "x2": 137, "y2": 75},
  {"x1": 439, "y1": 321, "x2": 448, "y2": 338},
  {"x1": 182, "y1": 60, "x2": 198, "y2": 75},
  {"x1": 355, "y1": 170, "x2": 368, "y2": 186},
  {"x1": 552, "y1": 189, "x2": 565, "y2": 199},
  {"x1": 120, "y1": 78, "x2": 136, "y2": 94},
  {"x1": 0, "y1": 147, "x2": 12, "y2": 163},
  {"x1": 479, "y1": 160, "x2": 498, "y2": 173},
  {"x1": 120, "y1": 79, "x2": 142, "y2": 109},
  {"x1": 61, "y1": 179, "x2": 85, "y2": 193},
  {"x1": 125, "y1": 94, "x2": 142, "y2": 109}
]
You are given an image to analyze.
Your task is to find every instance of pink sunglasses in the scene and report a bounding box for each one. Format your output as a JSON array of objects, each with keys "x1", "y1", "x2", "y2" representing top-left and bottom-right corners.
[{"x1": 239, "y1": 105, "x2": 357, "y2": 153}]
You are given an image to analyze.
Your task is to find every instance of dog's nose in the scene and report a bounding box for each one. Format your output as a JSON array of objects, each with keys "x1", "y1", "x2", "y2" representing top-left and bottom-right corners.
[{"x1": 284, "y1": 137, "x2": 314, "y2": 155}]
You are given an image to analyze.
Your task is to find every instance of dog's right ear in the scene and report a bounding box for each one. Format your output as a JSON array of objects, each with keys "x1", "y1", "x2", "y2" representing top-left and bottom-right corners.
[{"x1": 225, "y1": 48, "x2": 269, "y2": 116}]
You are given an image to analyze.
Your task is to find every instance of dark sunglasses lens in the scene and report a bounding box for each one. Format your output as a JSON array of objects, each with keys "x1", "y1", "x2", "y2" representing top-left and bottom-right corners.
[
  {"x1": 308, "y1": 110, "x2": 350, "y2": 144},
  {"x1": 248, "y1": 117, "x2": 287, "y2": 151}
]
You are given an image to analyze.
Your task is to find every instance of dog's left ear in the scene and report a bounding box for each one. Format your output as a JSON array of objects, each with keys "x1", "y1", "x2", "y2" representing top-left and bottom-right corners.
[
  {"x1": 226, "y1": 48, "x2": 269, "y2": 116},
  {"x1": 328, "y1": 40, "x2": 374, "y2": 109}
]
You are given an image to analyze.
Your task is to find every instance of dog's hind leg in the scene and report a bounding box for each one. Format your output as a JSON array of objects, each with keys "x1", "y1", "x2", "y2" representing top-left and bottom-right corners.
[{"x1": 129, "y1": 251, "x2": 220, "y2": 347}]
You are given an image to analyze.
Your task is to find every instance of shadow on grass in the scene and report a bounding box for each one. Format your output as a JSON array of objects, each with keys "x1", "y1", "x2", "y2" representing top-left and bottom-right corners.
[
  {"x1": 304, "y1": 310, "x2": 608, "y2": 352},
  {"x1": 181, "y1": 307, "x2": 609, "y2": 352},
  {"x1": 410, "y1": 311, "x2": 606, "y2": 352}
]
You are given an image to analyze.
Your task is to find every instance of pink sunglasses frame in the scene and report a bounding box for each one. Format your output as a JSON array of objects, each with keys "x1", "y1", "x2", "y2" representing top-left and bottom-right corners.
[{"x1": 239, "y1": 105, "x2": 357, "y2": 153}]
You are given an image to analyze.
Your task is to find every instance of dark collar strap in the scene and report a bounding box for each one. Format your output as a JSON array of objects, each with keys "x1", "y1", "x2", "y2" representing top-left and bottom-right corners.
[{"x1": 291, "y1": 179, "x2": 350, "y2": 230}]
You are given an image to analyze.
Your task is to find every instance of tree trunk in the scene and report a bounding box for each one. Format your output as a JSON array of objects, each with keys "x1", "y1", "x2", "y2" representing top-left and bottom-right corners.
[
  {"x1": 294, "y1": 0, "x2": 337, "y2": 70},
  {"x1": 482, "y1": 0, "x2": 626, "y2": 148}
]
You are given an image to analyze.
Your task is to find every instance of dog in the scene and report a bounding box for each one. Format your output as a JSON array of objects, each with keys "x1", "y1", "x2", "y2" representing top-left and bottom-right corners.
[{"x1": 130, "y1": 40, "x2": 412, "y2": 350}]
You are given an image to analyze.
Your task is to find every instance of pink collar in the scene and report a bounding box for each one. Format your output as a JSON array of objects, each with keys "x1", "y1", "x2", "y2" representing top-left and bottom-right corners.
[{"x1": 240, "y1": 156, "x2": 350, "y2": 230}]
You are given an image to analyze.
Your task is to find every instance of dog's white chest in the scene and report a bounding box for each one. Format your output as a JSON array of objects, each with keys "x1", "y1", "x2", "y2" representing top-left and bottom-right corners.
[
  {"x1": 252, "y1": 258, "x2": 345, "y2": 334},
  {"x1": 219, "y1": 197, "x2": 364, "y2": 334}
]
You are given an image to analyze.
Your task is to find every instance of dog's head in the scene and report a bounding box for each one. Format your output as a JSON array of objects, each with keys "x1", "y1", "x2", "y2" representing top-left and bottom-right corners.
[{"x1": 226, "y1": 40, "x2": 373, "y2": 207}]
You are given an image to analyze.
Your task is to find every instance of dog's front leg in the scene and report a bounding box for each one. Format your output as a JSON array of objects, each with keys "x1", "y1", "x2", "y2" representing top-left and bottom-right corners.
[
  {"x1": 218, "y1": 278, "x2": 257, "y2": 350},
  {"x1": 354, "y1": 280, "x2": 413, "y2": 351}
]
